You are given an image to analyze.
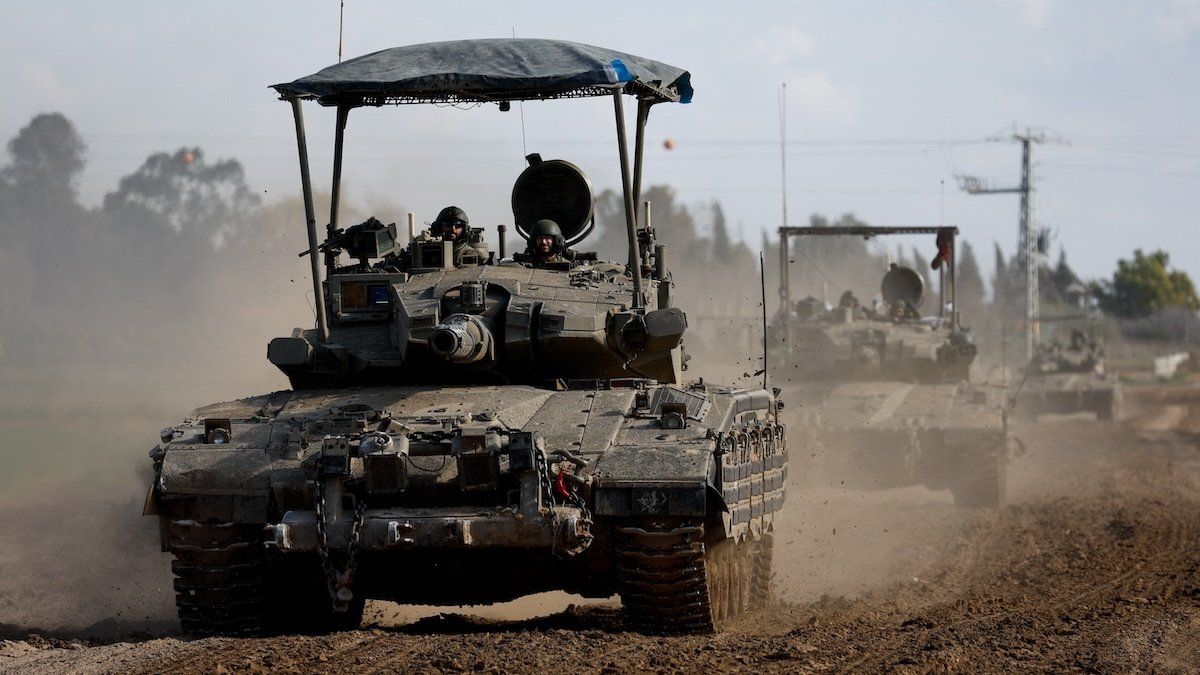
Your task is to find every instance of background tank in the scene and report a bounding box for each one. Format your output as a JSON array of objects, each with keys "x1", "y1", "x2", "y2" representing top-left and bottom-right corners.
[
  {"x1": 1013, "y1": 327, "x2": 1122, "y2": 420},
  {"x1": 144, "y1": 39, "x2": 786, "y2": 636},
  {"x1": 771, "y1": 225, "x2": 1008, "y2": 507}
]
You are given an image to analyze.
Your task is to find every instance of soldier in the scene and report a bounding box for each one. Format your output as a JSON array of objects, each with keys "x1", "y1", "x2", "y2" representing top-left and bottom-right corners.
[
  {"x1": 432, "y1": 205, "x2": 485, "y2": 267},
  {"x1": 525, "y1": 219, "x2": 567, "y2": 267}
]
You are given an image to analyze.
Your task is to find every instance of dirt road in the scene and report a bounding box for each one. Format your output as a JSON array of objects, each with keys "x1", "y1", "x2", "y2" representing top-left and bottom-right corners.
[{"x1": 3, "y1": 384, "x2": 1200, "y2": 673}]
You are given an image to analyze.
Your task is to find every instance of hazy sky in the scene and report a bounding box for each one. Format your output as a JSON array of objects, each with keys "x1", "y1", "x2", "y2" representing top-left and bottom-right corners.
[{"x1": 3, "y1": 1, "x2": 1198, "y2": 284}]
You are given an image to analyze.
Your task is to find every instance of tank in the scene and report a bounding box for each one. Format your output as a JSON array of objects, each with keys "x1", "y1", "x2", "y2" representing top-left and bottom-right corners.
[
  {"x1": 143, "y1": 39, "x2": 786, "y2": 636},
  {"x1": 1012, "y1": 329, "x2": 1122, "y2": 420},
  {"x1": 771, "y1": 226, "x2": 1009, "y2": 507}
]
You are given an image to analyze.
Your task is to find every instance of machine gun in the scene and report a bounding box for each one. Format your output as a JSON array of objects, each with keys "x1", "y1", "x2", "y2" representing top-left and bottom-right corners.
[{"x1": 301, "y1": 217, "x2": 401, "y2": 272}]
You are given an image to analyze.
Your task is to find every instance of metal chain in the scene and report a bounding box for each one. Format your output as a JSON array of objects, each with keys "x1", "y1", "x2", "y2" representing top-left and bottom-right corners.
[
  {"x1": 313, "y1": 479, "x2": 331, "y2": 576},
  {"x1": 343, "y1": 497, "x2": 366, "y2": 583},
  {"x1": 535, "y1": 446, "x2": 555, "y2": 508},
  {"x1": 312, "y1": 478, "x2": 366, "y2": 608}
]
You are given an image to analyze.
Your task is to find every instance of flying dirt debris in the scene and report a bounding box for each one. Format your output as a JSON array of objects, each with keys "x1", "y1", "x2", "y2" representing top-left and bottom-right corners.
[
  {"x1": 771, "y1": 225, "x2": 1010, "y2": 507},
  {"x1": 142, "y1": 38, "x2": 786, "y2": 637}
]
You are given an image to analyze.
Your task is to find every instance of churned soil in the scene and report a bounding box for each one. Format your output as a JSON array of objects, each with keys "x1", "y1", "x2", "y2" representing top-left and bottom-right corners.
[{"x1": 4, "y1": 383, "x2": 1200, "y2": 673}]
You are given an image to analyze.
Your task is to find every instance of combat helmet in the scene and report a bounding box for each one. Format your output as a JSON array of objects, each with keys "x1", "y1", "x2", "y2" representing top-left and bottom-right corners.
[
  {"x1": 434, "y1": 206, "x2": 469, "y2": 239},
  {"x1": 529, "y1": 219, "x2": 565, "y2": 254}
]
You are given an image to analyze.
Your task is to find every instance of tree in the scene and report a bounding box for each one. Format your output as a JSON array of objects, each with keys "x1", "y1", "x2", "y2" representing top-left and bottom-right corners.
[
  {"x1": 991, "y1": 242, "x2": 1011, "y2": 311},
  {"x1": 710, "y1": 201, "x2": 732, "y2": 260},
  {"x1": 0, "y1": 112, "x2": 87, "y2": 225},
  {"x1": 1097, "y1": 249, "x2": 1200, "y2": 318},
  {"x1": 1, "y1": 113, "x2": 86, "y2": 196},
  {"x1": 102, "y1": 147, "x2": 259, "y2": 246},
  {"x1": 957, "y1": 240, "x2": 986, "y2": 320}
]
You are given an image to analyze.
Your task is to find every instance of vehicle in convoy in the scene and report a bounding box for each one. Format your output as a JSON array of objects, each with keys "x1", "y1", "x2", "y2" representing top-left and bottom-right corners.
[
  {"x1": 144, "y1": 39, "x2": 786, "y2": 636},
  {"x1": 1012, "y1": 328, "x2": 1121, "y2": 420},
  {"x1": 771, "y1": 225, "x2": 1008, "y2": 507}
]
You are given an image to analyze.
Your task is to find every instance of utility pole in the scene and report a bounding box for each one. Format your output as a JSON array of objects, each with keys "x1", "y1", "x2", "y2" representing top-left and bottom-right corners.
[{"x1": 957, "y1": 129, "x2": 1047, "y2": 361}]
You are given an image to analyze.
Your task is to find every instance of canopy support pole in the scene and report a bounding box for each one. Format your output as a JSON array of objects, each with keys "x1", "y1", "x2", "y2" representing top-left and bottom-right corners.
[
  {"x1": 289, "y1": 98, "x2": 330, "y2": 342},
  {"x1": 949, "y1": 230, "x2": 959, "y2": 330},
  {"x1": 328, "y1": 106, "x2": 349, "y2": 280},
  {"x1": 631, "y1": 99, "x2": 651, "y2": 221},
  {"x1": 612, "y1": 89, "x2": 644, "y2": 309}
]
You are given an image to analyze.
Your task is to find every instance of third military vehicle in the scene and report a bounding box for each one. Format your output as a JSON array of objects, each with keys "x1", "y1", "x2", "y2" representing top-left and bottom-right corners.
[
  {"x1": 772, "y1": 225, "x2": 1008, "y2": 507},
  {"x1": 143, "y1": 39, "x2": 785, "y2": 636},
  {"x1": 1012, "y1": 328, "x2": 1122, "y2": 420}
]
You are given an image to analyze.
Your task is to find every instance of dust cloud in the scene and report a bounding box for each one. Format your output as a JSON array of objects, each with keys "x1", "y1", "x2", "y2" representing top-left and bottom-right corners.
[{"x1": 0, "y1": 111, "x2": 997, "y2": 639}]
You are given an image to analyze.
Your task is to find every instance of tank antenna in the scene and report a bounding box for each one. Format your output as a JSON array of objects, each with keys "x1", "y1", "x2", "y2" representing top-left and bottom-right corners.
[
  {"x1": 760, "y1": 250, "x2": 769, "y2": 390},
  {"x1": 513, "y1": 27, "x2": 528, "y2": 157},
  {"x1": 778, "y1": 82, "x2": 788, "y2": 230},
  {"x1": 338, "y1": 1, "x2": 345, "y2": 63}
]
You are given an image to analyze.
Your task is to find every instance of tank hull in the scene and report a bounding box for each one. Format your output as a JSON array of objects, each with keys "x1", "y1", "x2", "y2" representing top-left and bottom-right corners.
[
  {"x1": 147, "y1": 382, "x2": 787, "y2": 632},
  {"x1": 785, "y1": 380, "x2": 1009, "y2": 507},
  {"x1": 1013, "y1": 372, "x2": 1122, "y2": 421}
]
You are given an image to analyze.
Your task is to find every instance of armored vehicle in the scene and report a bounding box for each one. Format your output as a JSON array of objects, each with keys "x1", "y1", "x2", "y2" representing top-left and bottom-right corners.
[
  {"x1": 1013, "y1": 328, "x2": 1121, "y2": 420},
  {"x1": 772, "y1": 226, "x2": 1008, "y2": 507},
  {"x1": 144, "y1": 39, "x2": 786, "y2": 636}
]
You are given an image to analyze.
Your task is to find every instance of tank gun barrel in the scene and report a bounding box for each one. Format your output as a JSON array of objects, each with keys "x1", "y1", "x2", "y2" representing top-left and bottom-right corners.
[{"x1": 428, "y1": 314, "x2": 494, "y2": 364}]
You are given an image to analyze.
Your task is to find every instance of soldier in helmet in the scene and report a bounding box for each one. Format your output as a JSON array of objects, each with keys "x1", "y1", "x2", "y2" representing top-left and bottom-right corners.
[
  {"x1": 524, "y1": 219, "x2": 567, "y2": 268},
  {"x1": 432, "y1": 205, "x2": 486, "y2": 267}
]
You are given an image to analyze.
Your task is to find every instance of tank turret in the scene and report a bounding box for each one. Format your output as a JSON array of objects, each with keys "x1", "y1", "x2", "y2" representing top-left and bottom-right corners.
[
  {"x1": 268, "y1": 159, "x2": 687, "y2": 389},
  {"x1": 775, "y1": 263, "x2": 975, "y2": 384}
]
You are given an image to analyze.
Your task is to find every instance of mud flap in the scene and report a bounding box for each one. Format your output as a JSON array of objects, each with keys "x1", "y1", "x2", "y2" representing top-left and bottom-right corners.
[{"x1": 142, "y1": 482, "x2": 161, "y2": 516}]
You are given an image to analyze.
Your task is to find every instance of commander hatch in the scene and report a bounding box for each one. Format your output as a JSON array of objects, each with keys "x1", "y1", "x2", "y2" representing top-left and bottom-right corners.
[{"x1": 511, "y1": 154, "x2": 595, "y2": 266}]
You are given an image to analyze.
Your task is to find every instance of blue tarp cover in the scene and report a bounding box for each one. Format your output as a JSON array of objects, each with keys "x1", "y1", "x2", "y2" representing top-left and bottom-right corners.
[{"x1": 273, "y1": 38, "x2": 692, "y2": 105}]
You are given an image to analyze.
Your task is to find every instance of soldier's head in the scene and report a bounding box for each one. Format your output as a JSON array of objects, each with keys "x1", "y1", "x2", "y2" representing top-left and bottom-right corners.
[
  {"x1": 529, "y1": 219, "x2": 564, "y2": 258},
  {"x1": 433, "y1": 206, "x2": 469, "y2": 241}
]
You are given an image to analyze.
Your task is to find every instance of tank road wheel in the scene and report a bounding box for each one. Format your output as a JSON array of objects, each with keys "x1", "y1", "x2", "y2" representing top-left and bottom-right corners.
[
  {"x1": 615, "y1": 522, "x2": 715, "y2": 634},
  {"x1": 749, "y1": 533, "x2": 775, "y2": 609},
  {"x1": 709, "y1": 546, "x2": 729, "y2": 622},
  {"x1": 950, "y1": 455, "x2": 1008, "y2": 508},
  {"x1": 168, "y1": 519, "x2": 267, "y2": 636},
  {"x1": 730, "y1": 544, "x2": 751, "y2": 616}
]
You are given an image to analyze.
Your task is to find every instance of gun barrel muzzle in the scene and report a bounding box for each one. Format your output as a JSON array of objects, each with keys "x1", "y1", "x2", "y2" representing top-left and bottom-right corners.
[{"x1": 428, "y1": 314, "x2": 492, "y2": 364}]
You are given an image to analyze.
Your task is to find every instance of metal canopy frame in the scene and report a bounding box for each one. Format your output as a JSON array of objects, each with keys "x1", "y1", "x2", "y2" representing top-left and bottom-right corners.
[
  {"x1": 284, "y1": 83, "x2": 661, "y2": 340},
  {"x1": 289, "y1": 83, "x2": 678, "y2": 108},
  {"x1": 778, "y1": 225, "x2": 961, "y2": 335}
]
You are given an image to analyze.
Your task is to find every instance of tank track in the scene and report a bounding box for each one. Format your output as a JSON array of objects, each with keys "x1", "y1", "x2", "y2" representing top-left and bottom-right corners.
[
  {"x1": 616, "y1": 522, "x2": 715, "y2": 634},
  {"x1": 168, "y1": 519, "x2": 267, "y2": 636},
  {"x1": 168, "y1": 519, "x2": 364, "y2": 636},
  {"x1": 616, "y1": 522, "x2": 769, "y2": 633}
]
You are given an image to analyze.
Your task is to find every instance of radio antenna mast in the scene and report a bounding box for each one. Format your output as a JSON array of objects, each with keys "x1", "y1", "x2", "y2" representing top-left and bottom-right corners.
[
  {"x1": 778, "y1": 82, "x2": 788, "y2": 230},
  {"x1": 760, "y1": 251, "x2": 769, "y2": 390},
  {"x1": 338, "y1": 1, "x2": 345, "y2": 62},
  {"x1": 513, "y1": 27, "x2": 528, "y2": 157}
]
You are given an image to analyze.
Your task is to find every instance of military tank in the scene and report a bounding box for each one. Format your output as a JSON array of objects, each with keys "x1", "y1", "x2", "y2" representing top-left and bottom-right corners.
[
  {"x1": 143, "y1": 39, "x2": 786, "y2": 636},
  {"x1": 1012, "y1": 328, "x2": 1121, "y2": 420},
  {"x1": 771, "y1": 226, "x2": 1008, "y2": 507}
]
